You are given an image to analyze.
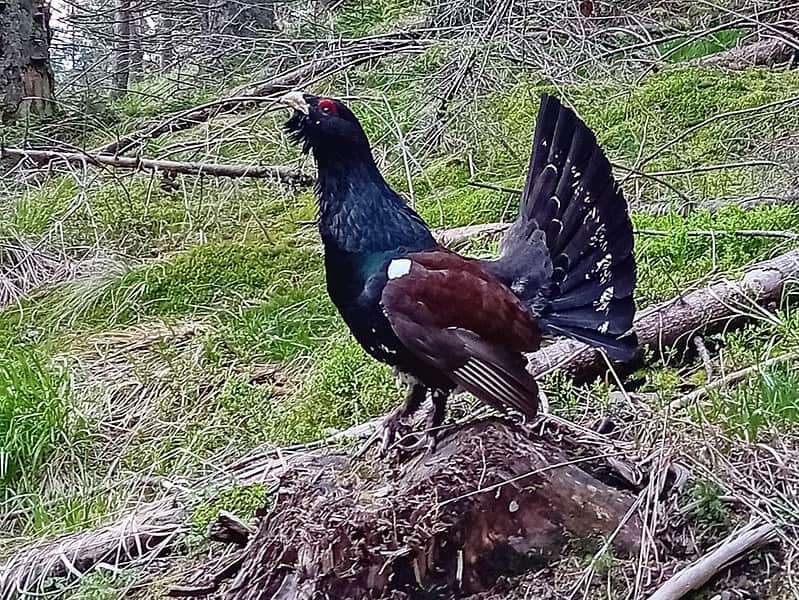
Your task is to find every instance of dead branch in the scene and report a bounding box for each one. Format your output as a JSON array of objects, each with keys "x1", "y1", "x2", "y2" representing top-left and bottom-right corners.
[
  {"x1": 435, "y1": 221, "x2": 799, "y2": 249},
  {"x1": 466, "y1": 182, "x2": 799, "y2": 216},
  {"x1": 1, "y1": 147, "x2": 313, "y2": 184},
  {"x1": 692, "y1": 336, "x2": 714, "y2": 382},
  {"x1": 647, "y1": 522, "x2": 780, "y2": 600},
  {"x1": 669, "y1": 352, "x2": 797, "y2": 411},
  {"x1": 637, "y1": 228, "x2": 799, "y2": 240},
  {"x1": 208, "y1": 511, "x2": 256, "y2": 547},
  {"x1": 168, "y1": 553, "x2": 246, "y2": 598},
  {"x1": 93, "y1": 37, "x2": 429, "y2": 156},
  {"x1": 636, "y1": 190, "x2": 799, "y2": 216},
  {"x1": 434, "y1": 222, "x2": 511, "y2": 247},
  {"x1": 0, "y1": 500, "x2": 184, "y2": 598},
  {"x1": 696, "y1": 38, "x2": 798, "y2": 69}
]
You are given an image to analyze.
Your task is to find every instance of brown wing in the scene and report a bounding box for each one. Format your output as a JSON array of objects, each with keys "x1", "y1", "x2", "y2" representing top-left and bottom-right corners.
[{"x1": 380, "y1": 248, "x2": 542, "y2": 417}]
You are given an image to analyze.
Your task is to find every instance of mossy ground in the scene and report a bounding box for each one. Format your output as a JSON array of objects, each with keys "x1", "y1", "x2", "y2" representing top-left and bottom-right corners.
[{"x1": 1, "y1": 3, "x2": 798, "y2": 598}]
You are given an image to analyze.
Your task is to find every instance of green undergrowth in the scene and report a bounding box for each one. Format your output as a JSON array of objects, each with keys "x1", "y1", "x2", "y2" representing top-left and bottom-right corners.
[
  {"x1": 265, "y1": 336, "x2": 397, "y2": 444},
  {"x1": 658, "y1": 28, "x2": 745, "y2": 63},
  {"x1": 698, "y1": 360, "x2": 799, "y2": 442},
  {"x1": 414, "y1": 67, "x2": 799, "y2": 228},
  {"x1": 0, "y1": 345, "x2": 76, "y2": 498},
  {"x1": 336, "y1": 0, "x2": 423, "y2": 37},
  {"x1": 3, "y1": 20, "x2": 799, "y2": 598},
  {"x1": 1, "y1": 176, "x2": 313, "y2": 255},
  {"x1": 0, "y1": 237, "x2": 326, "y2": 345},
  {"x1": 633, "y1": 203, "x2": 799, "y2": 304}
]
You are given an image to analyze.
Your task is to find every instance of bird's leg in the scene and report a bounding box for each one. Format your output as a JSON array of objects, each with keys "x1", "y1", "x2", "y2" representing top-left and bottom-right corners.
[
  {"x1": 394, "y1": 387, "x2": 450, "y2": 453},
  {"x1": 424, "y1": 388, "x2": 449, "y2": 452},
  {"x1": 381, "y1": 382, "x2": 427, "y2": 451}
]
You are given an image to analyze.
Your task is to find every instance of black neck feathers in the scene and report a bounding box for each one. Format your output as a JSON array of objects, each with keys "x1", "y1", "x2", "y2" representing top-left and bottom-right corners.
[{"x1": 315, "y1": 154, "x2": 436, "y2": 255}]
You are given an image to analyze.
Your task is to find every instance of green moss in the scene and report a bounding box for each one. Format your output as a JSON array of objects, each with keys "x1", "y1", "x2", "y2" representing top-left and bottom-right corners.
[
  {"x1": 633, "y1": 204, "x2": 799, "y2": 304},
  {"x1": 434, "y1": 67, "x2": 799, "y2": 228},
  {"x1": 268, "y1": 336, "x2": 397, "y2": 444},
  {"x1": 336, "y1": 0, "x2": 423, "y2": 37},
  {"x1": 3, "y1": 168, "x2": 312, "y2": 256},
  {"x1": 207, "y1": 283, "x2": 337, "y2": 364},
  {"x1": 70, "y1": 239, "x2": 321, "y2": 327},
  {"x1": 190, "y1": 482, "x2": 269, "y2": 538}
]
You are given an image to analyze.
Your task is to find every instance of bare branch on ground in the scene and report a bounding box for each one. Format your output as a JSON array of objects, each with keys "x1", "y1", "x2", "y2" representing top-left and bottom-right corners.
[
  {"x1": 2, "y1": 147, "x2": 313, "y2": 185},
  {"x1": 647, "y1": 521, "x2": 780, "y2": 600}
]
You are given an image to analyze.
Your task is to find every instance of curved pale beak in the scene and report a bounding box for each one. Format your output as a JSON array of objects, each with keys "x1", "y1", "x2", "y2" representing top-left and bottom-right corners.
[{"x1": 279, "y1": 91, "x2": 309, "y2": 115}]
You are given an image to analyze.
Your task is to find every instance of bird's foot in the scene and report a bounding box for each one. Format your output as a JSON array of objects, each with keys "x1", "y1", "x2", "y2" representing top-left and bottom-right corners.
[
  {"x1": 391, "y1": 429, "x2": 439, "y2": 454},
  {"x1": 380, "y1": 415, "x2": 440, "y2": 456},
  {"x1": 380, "y1": 408, "x2": 412, "y2": 453}
]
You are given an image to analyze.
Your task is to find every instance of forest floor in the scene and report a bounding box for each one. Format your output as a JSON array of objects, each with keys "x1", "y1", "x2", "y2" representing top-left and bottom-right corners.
[{"x1": 1, "y1": 1, "x2": 799, "y2": 598}]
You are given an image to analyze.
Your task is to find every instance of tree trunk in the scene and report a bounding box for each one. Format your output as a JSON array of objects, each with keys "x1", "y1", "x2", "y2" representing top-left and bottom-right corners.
[
  {"x1": 202, "y1": 0, "x2": 276, "y2": 42},
  {"x1": 129, "y1": 11, "x2": 143, "y2": 83},
  {"x1": 159, "y1": 12, "x2": 176, "y2": 68},
  {"x1": 0, "y1": 0, "x2": 54, "y2": 122},
  {"x1": 222, "y1": 418, "x2": 643, "y2": 599},
  {"x1": 110, "y1": 0, "x2": 131, "y2": 99}
]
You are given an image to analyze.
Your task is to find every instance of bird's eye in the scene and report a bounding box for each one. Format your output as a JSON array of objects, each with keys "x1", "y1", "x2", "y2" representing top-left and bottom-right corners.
[{"x1": 318, "y1": 98, "x2": 337, "y2": 115}]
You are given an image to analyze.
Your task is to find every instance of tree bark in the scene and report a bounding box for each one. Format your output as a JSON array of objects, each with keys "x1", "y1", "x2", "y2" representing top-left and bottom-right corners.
[
  {"x1": 111, "y1": 0, "x2": 131, "y2": 99},
  {"x1": 202, "y1": 0, "x2": 276, "y2": 41},
  {"x1": 159, "y1": 11, "x2": 176, "y2": 68},
  {"x1": 0, "y1": 0, "x2": 54, "y2": 122}
]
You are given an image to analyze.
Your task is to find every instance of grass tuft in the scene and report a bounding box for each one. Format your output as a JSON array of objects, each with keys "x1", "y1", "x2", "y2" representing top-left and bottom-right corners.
[
  {"x1": 699, "y1": 361, "x2": 799, "y2": 441},
  {"x1": 0, "y1": 346, "x2": 73, "y2": 496}
]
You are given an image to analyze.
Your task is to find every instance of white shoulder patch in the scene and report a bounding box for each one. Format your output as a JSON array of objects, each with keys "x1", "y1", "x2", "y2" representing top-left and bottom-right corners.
[{"x1": 387, "y1": 258, "x2": 412, "y2": 280}]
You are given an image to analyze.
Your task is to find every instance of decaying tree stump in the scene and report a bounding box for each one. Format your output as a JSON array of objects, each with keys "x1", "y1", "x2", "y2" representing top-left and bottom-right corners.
[{"x1": 222, "y1": 418, "x2": 642, "y2": 599}]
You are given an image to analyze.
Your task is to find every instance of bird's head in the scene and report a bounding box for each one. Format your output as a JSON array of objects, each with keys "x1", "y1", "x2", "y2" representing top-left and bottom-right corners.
[{"x1": 280, "y1": 92, "x2": 372, "y2": 163}]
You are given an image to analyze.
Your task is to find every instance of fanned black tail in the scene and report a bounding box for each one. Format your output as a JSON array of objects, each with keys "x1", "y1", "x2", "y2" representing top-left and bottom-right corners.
[{"x1": 489, "y1": 94, "x2": 637, "y2": 361}]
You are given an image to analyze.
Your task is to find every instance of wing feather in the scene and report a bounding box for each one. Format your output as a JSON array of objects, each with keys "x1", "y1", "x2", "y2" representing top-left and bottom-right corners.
[{"x1": 381, "y1": 249, "x2": 540, "y2": 418}]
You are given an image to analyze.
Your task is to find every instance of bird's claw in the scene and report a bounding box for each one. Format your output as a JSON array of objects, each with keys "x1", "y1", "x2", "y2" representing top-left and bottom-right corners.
[
  {"x1": 381, "y1": 421, "x2": 438, "y2": 456},
  {"x1": 380, "y1": 409, "x2": 409, "y2": 453}
]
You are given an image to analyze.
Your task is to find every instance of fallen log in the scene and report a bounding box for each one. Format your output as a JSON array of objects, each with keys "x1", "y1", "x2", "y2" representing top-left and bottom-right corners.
[
  {"x1": 696, "y1": 38, "x2": 798, "y2": 69},
  {"x1": 222, "y1": 418, "x2": 643, "y2": 599},
  {"x1": 1, "y1": 148, "x2": 313, "y2": 185}
]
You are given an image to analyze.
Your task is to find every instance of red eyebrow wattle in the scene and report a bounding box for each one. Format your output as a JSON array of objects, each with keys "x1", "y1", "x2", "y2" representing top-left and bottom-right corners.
[{"x1": 318, "y1": 98, "x2": 337, "y2": 114}]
